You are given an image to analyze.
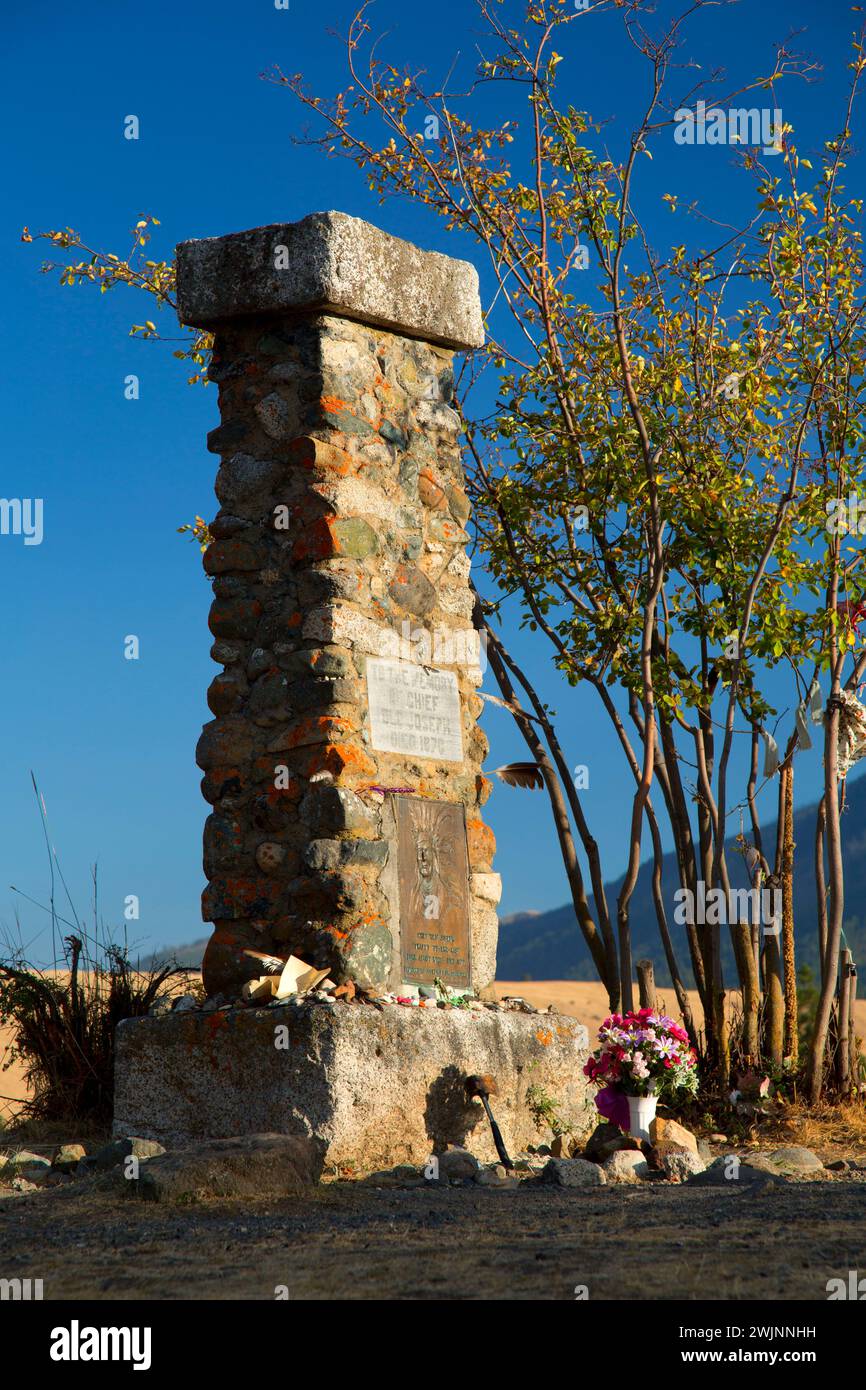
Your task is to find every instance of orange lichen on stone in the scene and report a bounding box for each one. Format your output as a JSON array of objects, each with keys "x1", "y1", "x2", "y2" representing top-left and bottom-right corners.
[
  {"x1": 268, "y1": 715, "x2": 359, "y2": 752},
  {"x1": 466, "y1": 817, "x2": 496, "y2": 868},
  {"x1": 535, "y1": 1029, "x2": 553, "y2": 1047},
  {"x1": 289, "y1": 436, "x2": 356, "y2": 476},
  {"x1": 304, "y1": 742, "x2": 377, "y2": 782}
]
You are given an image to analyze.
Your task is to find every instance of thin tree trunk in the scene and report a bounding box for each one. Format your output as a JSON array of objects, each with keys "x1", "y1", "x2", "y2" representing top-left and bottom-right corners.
[
  {"x1": 657, "y1": 711, "x2": 709, "y2": 1007},
  {"x1": 838, "y1": 947, "x2": 852, "y2": 1090},
  {"x1": 623, "y1": 691, "x2": 699, "y2": 1043},
  {"x1": 856, "y1": 961, "x2": 861, "y2": 1078},
  {"x1": 488, "y1": 615, "x2": 619, "y2": 997},
  {"x1": 780, "y1": 763, "x2": 798, "y2": 1061},
  {"x1": 747, "y1": 725, "x2": 764, "y2": 861},
  {"x1": 616, "y1": 628, "x2": 658, "y2": 1015},
  {"x1": 646, "y1": 798, "x2": 698, "y2": 1045},
  {"x1": 746, "y1": 726, "x2": 765, "y2": 984},
  {"x1": 810, "y1": 692, "x2": 845, "y2": 1102},
  {"x1": 764, "y1": 922, "x2": 785, "y2": 1067},
  {"x1": 478, "y1": 606, "x2": 616, "y2": 1001},
  {"x1": 815, "y1": 795, "x2": 828, "y2": 978},
  {"x1": 731, "y1": 920, "x2": 760, "y2": 1061},
  {"x1": 692, "y1": 720, "x2": 730, "y2": 1077}
]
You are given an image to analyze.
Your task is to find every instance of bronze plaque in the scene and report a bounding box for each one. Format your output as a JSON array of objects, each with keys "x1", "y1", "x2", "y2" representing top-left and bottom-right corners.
[{"x1": 396, "y1": 797, "x2": 472, "y2": 988}]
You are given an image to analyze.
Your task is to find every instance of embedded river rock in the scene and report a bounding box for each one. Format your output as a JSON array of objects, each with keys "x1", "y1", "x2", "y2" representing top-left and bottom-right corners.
[{"x1": 112, "y1": 213, "x2": 591, "y2": 1164}]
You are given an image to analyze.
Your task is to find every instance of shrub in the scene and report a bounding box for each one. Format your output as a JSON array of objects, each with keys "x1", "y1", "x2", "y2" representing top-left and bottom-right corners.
[{"x1": 0, "y1": 934, "x2": 177, "y2": 1125}]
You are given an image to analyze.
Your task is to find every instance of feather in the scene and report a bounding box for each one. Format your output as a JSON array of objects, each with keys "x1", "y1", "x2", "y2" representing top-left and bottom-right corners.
[
  {"x1": 241, "y1": 949, "x2": 287, "y2": 975},
  {"x1": 490, "y1": 762, "x2": 544, "y2": 790},
  {"x1": 478, "y1": 689, "x2": 543, "y2": 724}
]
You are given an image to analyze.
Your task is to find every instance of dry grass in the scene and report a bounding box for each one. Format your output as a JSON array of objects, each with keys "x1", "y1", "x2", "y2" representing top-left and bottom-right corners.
[
  {"x1": 0, "y1": 941, "x2": 180, "y2": 1127},
  {"x1": 0, "y1": 1115, "x2": 110, "y2": 1153},
  {"x1": 753, "y1": 1097, "x2": 866, "y2": 1155}
]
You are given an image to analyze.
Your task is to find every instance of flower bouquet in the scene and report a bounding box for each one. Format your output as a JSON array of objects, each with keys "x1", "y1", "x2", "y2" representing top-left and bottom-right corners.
[{"x1": 583, "y1": 1007, "x2": 699, "y2": 1139}]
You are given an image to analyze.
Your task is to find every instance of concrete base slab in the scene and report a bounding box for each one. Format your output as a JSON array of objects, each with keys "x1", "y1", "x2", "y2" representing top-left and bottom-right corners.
[{"x1": 113, "y1": 1000, "x2": 593, "y2": 1170}]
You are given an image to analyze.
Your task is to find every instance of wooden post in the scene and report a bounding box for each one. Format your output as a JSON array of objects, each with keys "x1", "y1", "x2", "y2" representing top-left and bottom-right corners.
[
  {"x1": 763, "y1": 935, "x2": 784, "y2": 1066},
  {"x1": 636, "y1": 959, "x2": 656, "y2": 1012},
  {"x1": 760, "y1": 874, "x2": 784, "y2": 1066},
  {"x1": 732, "y1": 920, "x2": 759, "y2": 1061}
]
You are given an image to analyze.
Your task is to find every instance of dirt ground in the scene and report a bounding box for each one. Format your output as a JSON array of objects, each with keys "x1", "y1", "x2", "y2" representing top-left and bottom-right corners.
[
  {"x1": 1, "y1": 1172, "x2": 864, "y2": 1301},
  {"x1": 3, "y1": 976, "x2": 864, "y2": 1302}
]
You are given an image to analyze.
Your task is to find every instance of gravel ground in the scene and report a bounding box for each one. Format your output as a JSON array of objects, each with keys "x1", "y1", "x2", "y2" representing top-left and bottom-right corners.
[{"x1": 1, "y1": 1175, "x2": 865, "y2": 1301}]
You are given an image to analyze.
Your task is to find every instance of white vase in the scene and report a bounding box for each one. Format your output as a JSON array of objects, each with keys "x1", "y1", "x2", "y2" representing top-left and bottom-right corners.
[{"x1": 626, "y1": 1093, "x2": 657, "y2": 1141}]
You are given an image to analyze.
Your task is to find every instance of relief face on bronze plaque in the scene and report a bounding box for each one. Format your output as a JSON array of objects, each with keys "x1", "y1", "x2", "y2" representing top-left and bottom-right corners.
[{"x1": 396, "y1": 798, "x2": 471, "y2": 988}]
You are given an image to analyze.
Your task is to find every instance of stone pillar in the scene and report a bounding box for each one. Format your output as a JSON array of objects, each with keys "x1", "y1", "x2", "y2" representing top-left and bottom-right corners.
[{"x1": 176, "y1": 212, "x2": 501, "y2": 999}]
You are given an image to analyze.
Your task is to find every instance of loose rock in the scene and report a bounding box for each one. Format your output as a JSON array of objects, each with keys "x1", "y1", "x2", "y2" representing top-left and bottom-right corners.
[
  {"x1": 52, "y1": 1144, "x2": 87, "y2": 1173},
  {"x1": 435, "y1": 1147, "x2": 480, "y2": 1181},
  {"x1": 687, "y1": 1154, "x2": 787, "y2": 1187},
  {"x1": 584, "y1": 1122, "x2": 639, "y2": 1163},
  {"x1": 475, "y1": 1164, "x2": 520, "y2": 1188},
  {"x1": 662, "y1": 1151, "x2": 706, "y2": 1182},
  {"x1": 6, "y1": 1152, "x2": 52, "y2": 1184},
  {"x1": 765, "y1": 1146, "x2": 824, "y2": 1175},
  {"x1": 172, "y1": 994, "x2": 199, "y2": 1013},
  {"x1": 133, "y1": 1133, "x2": 323, "y2": 1202},
  {"x1": 362, "y1": 1163, "x2": 425, "y2": 1188},
  {"x1": 603, "y1": 1150, "x2": 650, "y2": 1183},
  {"x1": 93, "y1": 1137, "x2": 166, "y2": 1171},
  {"x1": 541, "y1": 1157, "x2": 606, "y2": 1188},
  {"x1": 650, "y1": 1117, "x2": 699, "y2": 1155}
]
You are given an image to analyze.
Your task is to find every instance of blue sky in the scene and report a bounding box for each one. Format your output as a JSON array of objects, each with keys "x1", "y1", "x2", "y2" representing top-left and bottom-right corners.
[{"x1": 3, "y1": 0, "x2": 863, "y2": 964}]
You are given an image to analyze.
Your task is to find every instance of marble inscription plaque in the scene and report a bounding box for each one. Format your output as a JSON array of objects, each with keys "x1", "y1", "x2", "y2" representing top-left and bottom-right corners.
[{"x1": 367, "y1": 657, "x2": 463, "y2": 762}]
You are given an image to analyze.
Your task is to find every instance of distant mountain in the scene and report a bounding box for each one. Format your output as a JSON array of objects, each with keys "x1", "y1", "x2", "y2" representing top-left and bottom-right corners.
[
  {"x1": 497, "y1": 773, "x2": 866, "y2": 985},
  {"x1": 144, "y1": 936, "x2": 208, "y2": 970},
  {"x1": 144, "y1": 776, "x2": 866, "y2": 986}
]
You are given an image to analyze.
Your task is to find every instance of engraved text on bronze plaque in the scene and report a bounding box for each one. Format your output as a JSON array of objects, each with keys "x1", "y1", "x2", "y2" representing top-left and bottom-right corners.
[{"x1": 396, "y1": 797, "x2": 471, "y2": 987}]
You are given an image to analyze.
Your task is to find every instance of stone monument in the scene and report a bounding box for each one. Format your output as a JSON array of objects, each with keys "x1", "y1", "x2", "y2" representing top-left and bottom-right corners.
[
  {"x1": 177, "y1": 212, "x2": 499, "y2": 1000},
  {"x1": 112, "y1": 213, "x2": 592, "y2": 1166}
]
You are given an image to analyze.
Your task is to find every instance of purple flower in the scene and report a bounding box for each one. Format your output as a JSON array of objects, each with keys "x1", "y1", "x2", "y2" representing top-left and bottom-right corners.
[{"x1": 594, "y1": 1085, "x2": 631, "y2": 1132}]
